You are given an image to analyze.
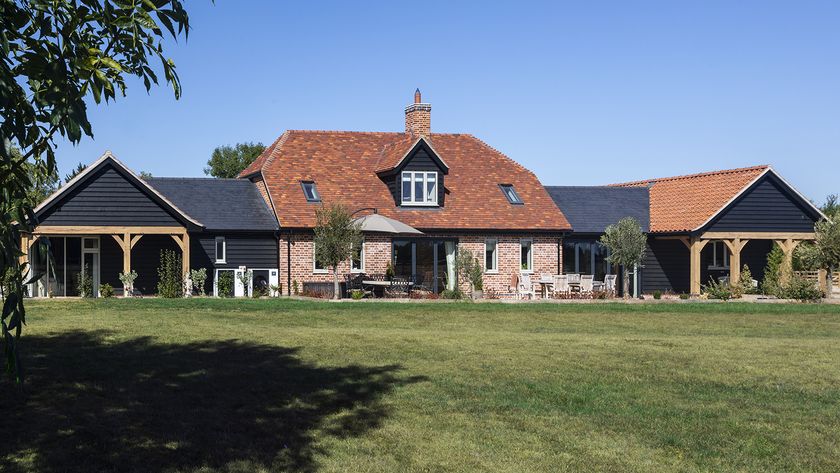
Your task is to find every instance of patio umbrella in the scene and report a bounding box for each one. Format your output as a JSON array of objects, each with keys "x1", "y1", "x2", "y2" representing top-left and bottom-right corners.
[{"x1": 352, "y1": 213, "x2": 423, "y2": 234}]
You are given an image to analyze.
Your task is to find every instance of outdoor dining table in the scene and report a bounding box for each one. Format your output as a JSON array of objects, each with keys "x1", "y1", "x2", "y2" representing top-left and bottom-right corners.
[{"x1": 362, "y1": 279, "x2": 413, "y2": 297}]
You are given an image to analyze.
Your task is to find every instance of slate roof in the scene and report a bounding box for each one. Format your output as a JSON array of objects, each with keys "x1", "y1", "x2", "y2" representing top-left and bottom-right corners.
[
  {"x1": 611, "y1": 165, "x2": 770, "y2": 233},
  {"x1": 240, "y1": 130, "x2": 572, "y2": 231},
  {"x1": 146, "y1": 178, "x2": 278, "y2": 231},
  {"x1": 545, "y1": 186, "x2": 650, "y2": 234}
]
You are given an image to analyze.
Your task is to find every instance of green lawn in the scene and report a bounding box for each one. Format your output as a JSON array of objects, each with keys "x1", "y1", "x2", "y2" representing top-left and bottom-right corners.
[{"x1": 3, "y1": 299, "x2": 840, "y2": 472}]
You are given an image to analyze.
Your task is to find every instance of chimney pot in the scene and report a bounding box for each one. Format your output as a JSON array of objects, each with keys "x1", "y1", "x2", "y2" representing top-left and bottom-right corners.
[{"x1": 414, "y1": 88, "x2": 422, "y2": 104}]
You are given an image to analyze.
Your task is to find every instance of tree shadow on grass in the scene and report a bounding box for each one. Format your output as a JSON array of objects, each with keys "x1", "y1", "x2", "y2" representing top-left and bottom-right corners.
[{"x1": 0, "y1": 331, "x2": 425, "y2": 472}]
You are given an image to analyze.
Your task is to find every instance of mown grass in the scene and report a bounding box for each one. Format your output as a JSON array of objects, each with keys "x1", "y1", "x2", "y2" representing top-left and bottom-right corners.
[{"x1": 3, "y1": 299, "x2": 840, "y2": 472}]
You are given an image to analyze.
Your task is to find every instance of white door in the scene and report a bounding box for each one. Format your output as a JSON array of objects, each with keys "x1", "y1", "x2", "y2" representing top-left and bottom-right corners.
[{"x1": 82, "y1": 237, "x2": 100, "y2": 297}]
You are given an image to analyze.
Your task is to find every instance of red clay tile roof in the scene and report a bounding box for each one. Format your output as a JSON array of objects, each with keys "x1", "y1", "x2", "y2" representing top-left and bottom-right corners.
[
  {"x1": 242, "y1": 130, "x2": 571, "y2": 231},
  {"x1": 612, "y1": 165, "x2": 770, "y2": 233}
]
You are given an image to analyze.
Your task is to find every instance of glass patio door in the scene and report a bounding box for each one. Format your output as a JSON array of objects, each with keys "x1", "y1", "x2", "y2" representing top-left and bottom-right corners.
[{"x1": 392, "y1": 239, "x2": 457, "y2": 293}]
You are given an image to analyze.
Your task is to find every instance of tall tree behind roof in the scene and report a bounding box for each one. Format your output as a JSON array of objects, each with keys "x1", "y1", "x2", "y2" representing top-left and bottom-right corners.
[{"x1": 204, "y1": 142, "x2": 266, "y2": 178}]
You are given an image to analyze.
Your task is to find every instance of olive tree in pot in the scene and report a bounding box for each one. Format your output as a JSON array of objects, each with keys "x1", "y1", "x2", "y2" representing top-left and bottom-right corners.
[
  {"x1": 600, "y1": 217, "x2": 647, "y2": 300},
  {"x1": 313, "y1": 203, "x2": 362, "y2": 300}
]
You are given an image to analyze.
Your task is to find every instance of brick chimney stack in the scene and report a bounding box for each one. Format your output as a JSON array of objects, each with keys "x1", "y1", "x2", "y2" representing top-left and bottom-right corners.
[{"x1": 405, "y1": 88, "x2": 431, "y2": 136}]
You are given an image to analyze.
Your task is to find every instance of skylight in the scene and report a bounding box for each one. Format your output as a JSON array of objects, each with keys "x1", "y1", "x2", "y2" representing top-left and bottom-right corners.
[
  {"x1": 301, "y1": 181, "x2": 320, "y2": 202},
  {"x1": 499, "y1": 184, "x2": 523, "y2": 205}
]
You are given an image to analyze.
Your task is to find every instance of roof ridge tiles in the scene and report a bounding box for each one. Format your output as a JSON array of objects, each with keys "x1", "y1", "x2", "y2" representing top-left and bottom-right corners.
[{"x1": 611, "y1": 164, "x2": 770, "y2": 187}]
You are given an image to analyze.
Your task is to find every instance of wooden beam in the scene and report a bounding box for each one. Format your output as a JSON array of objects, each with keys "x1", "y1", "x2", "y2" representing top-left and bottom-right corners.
[
  {"x1": 181, "y1": 232, "x2": 190, "y2": 281},
  {"x1": 130, "y1": 234, "x2": 143, "y2": 249},
  {"x1": 170, "y1": 234, "x2": 185, "y2": 251},
  {"x1": 122, "y1": 232, "x2": 131, "y2": 276},
  {"x1": 723, "y1": 238, "x2": 749, "y2": 285},
  {"x1": 701, "y1": 231, "x2": 814, "y2": 241},
  {"x1": 689, "y1": 238, "x2": 710, "y2": 295},
  {"x1": 32, "y1": 225, "x2": 186, "y2": 236},
  {"x1": 678, "y1": 236, "x2": 691, "y2": 250},
  {"x1": 19, "y1": 234, "x2": 29, "y2": 266},
  {"x1": 774, "y1": 238, "x2": 801, "y2": 284},
  {"x1": 110, "y1": 234, "x2": 127, "y2": 252}
]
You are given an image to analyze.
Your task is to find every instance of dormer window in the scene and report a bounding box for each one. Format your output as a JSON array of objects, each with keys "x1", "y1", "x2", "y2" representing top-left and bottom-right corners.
[
  {"x1": 301, "y1": 181, "x2": 320, "y2": 202},
  {"x1": 499, "y1": 184, "x2": 523, "y2": 205},
  {"x1": 401, "y1": 171, "x2": 437, "y2": 206}
]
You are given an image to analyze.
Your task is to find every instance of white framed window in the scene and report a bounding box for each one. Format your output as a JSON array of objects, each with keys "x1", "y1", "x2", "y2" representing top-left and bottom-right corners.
[
  {"x1": 350, "y1": 239, "x2": 365, "y2": 273},
  {"x1": 313, "y1": 243, "x2": 328, "y2": 273},
  {"x1": 401, "y1": 171, "x2": 437, "y2": 206},
  {"x1": 520, "y1": 239, "x2": 533, "y2": 273},
  {"x1": 710, "y1": 241, "x2": 730, "y2": 269},
  {"x1": 215, "y1": 237, "x2": 226, "y2": 264},
  {"x1": 485, "y1": 239, "x2": 498, "y2": 273}
]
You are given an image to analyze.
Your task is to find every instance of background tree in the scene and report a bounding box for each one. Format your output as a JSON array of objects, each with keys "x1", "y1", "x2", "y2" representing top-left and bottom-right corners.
[
  {"x1": 0, "y1": 0, "x2": 191, "y2": 383},
  {"x1": 139, "y1": 171, "x2": 153, "y2": 180},
  {"x1": 204, "y1": 142, "x2": 266, "y2": 178},
  {"x1": 600, "y1": 217, "x2": 647, "y2": 299},
  {"x1": 64, "y1": 162, "x2": 87, "y2": 183},
  {"x1": 313, "y1": 204, "x2": 362, "y2": 300},
  {"x1": 821, "y1": 194, "x2": 839, "y2": 219}
]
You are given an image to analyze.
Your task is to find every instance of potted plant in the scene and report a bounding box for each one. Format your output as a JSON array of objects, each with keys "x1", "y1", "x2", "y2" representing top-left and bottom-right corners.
[
  {"x1": 385, "y1": 262, "x2": 395, "y2": 281},
  {"x1": 119, "y1": 270, "x2": 138, "y2": 297}
]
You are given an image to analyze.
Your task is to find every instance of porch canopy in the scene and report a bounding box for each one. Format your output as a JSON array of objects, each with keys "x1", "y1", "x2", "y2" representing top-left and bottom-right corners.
[
  {"x1": 22, "y1": 152, "x2": 203, "y2": 293},
  {"x1": 613, "y1": 166, "x2": 827, "y2": 295}
]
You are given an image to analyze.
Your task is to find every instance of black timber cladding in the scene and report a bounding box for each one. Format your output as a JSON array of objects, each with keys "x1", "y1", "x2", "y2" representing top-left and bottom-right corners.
[
  {"x1": 703, "y1": 173, "x2": 820, "y2": 233},
  {"x1": 146, "y1": 178, "x2": 278, "y2": 231},
  {"x1": 37, "y1": 164, "x2": 184, "y2": 227},
  {"x1": 545, "y1": 186, "x2": 650, "y2": 234}
]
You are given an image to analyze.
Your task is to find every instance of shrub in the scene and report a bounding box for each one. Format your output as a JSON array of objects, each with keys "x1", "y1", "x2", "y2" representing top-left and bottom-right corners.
[
  {"x1": 679, "y1": 293, "x2": 690, "y2": 300},
  {"x1": 778, "y1": 275, "x2": 824, "y2": 302},
  {"x1": 99, "y1": 283, "x2": 114, "y2": 298},
  {"x1": 118, "y1": 270, "x2": 138, "y2": 296},
  {"x1": 739, "y1": 265, "x2": 757, "y2": 295},
  {"x1": 157, "y1": 249, "x2": 183, "y2": 298},
  {"x1": 703, "y1": 278, "x2": 733, "y2": 301},
  {"x1": 75, "y1": 263, "x2": 93, "y2": 298},
  {"x1": 190, "y1": 268, "x2": 207, "y2": 296},
  {"x1": 591, "y1": 290, "x2": 609, "y2": 300},
  {"x1": 292, "y1": 280, "x2": 299, "y2": 295},
  {"x1": 385, "y1": 262, "x2": 395, "y2": 280},
  {"x1": 350, "y1": 289, "x2": 364, "y2": 300},
  {"x1": 761, "y1": 245, "x2": 785, "y2": 295},
  {"x1": 652, "y1": 290, "x2": 662, "y2": 300},
  {"x1": 269, "y1": 284, "x2": 281, "y2": 297},
  {"x1": 440, "y1": 289, "x2": 464, "y2": 300},
  {"x1": 217, "y1": 271, "x2": 234, "y2": 298}
]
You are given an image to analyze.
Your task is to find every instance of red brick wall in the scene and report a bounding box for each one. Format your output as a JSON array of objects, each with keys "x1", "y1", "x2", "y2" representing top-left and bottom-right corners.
[
  {"x1": 251, "y1": 176, "x2": 272, "y2": 208},
  {"x1": 278, "y1": 231, "x2": 561, "y2": 296},
  {"x1": 405, "y1": 103, "x2": 431, "y2": 136}
]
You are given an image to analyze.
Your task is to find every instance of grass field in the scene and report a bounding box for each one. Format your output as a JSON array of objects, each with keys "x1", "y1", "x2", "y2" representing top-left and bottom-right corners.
[{"x1": 2, "y1": 299, "x2": 840, "y2": 472}]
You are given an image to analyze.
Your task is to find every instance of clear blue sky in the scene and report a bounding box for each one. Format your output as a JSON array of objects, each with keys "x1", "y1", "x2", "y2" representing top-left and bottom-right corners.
[{"x1": 56, "y1": 0, "x2": 839, "y2": 203}]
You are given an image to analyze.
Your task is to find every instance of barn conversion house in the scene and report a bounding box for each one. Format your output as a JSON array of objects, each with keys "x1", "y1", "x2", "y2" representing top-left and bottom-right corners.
[{"x1": 20, "y1": 92, "x2": 826, "y2": 298}]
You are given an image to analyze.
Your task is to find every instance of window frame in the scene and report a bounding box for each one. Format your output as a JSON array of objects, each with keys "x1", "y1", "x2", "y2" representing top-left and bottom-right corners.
[
  {"x1": 350, "y1": 238, "x2": 365, "y2": 273},
  {"x1": 400, "y1": 171, "x2": 438, "y2": 206},
  {"x1": 484, "y1": 238, "x2": 498, "y2": 274},
  {"x1": 300, "y1": 181, "x2": 321, "y2": 203},
  {"x1": 313, "y1": 242, "x2": 328, "y2": 274},
  {"x1": 710, "y1": 241, "x2": 730, "y2": 270},
  {"x1": 520, "y1": 238, "x2": 533, "y2": 273},
  {"x1": 215, "y1": 236, "x2": 226, "y2": 264},
  {"x1": 499, "y1": 184, "x2": 523, "y2": 205}
]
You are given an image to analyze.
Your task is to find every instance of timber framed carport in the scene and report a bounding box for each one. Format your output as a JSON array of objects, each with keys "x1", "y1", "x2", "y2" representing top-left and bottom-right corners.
[
  {"x1": 21, "y1": 151, "x2": 203, "y2": 296},
  {"x1": 22, "y1": 226, "x2": 192, "y2": 280},
  {"x1": 674, "y1": 232, "x2": 816, "y2": 294}
]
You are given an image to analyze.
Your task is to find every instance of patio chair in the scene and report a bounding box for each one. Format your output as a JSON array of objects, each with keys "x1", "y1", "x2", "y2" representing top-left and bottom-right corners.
[
  {"x1": 567, "y1": 273, "x2": 581, "y2": 293},
  {"x1": 517, "y1": 273, "x2": 536, "y2": 300},
  {"x1": 603, "y1": 275, "x2": 617, "y2": 295},
  {"x1": 345, "y1": 273, "x2": 372, "y2": 298},
  {"x1": 552, "y1": 274, "x2": 569, "y2": 298},
  {"x1": 580, "y1": 275, "x2": 595, "y2": 294}
]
